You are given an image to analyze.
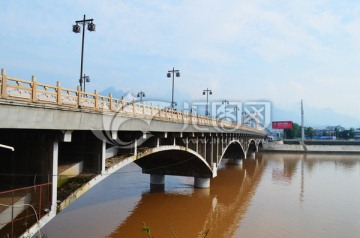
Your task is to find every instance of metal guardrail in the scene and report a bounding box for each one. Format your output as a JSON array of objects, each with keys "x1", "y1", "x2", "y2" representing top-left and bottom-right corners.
[
  {"x1": 0, "y1": 183, "x2": 52, "y2": 238},
  {"x1": 0, "y1": 68, "x2": 265, "y2": 135}
]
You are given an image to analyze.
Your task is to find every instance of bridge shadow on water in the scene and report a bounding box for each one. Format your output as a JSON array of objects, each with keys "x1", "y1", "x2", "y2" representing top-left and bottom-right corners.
[{"x1": 107, "y1": 155, "x2": 266, "y2": 238}]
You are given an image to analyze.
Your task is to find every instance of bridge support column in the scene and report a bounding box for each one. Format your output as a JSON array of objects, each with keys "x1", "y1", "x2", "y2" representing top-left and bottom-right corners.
[
  {"x1": 194, "y1": 177, "x2": 210, "y2": 188},
  {"x1": 197, "y1": 137, "x2": 206, "y2": 159},
  {"x1": 51, "y1": 141, "x2": 59, "y2": 213},
  {"x1": 233, "y1": 159, "x2": 243, "y2": 165},
  {"x1": 150, "y1": 174, "x2": 165, "y2": 185},
  {"x1": 210, "y1": 137, "x2": 214, "y2": 165},
  {"x1": 134, "y1": 139, "x2": 137, "y2": 155},
  {"x1": 101, "y1": 140, "x2": 106, "y2": 174},
  {"x1": 249, "y1": 151, "x2": 256, "y2": 158},
  {"x1": 196, "y1": 137, "x2": 199, "y2": 153},
  {"x1": 213, "y1": 137, "x2": 219, "y2": 165}
]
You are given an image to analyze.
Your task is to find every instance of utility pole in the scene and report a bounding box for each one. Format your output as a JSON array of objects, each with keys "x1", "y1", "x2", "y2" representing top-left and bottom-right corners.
[
  {"x1": 301, "y1": 99, "x2": 305, "y2": 141},
  {"x1": 167, "y1": 67, "x2": 180, "y2": 110},
  {"x1": 73, "y1": 15, "x2": 96, "y2": 91},
  {"x1": 203, "y1": 88, "x2": 212, "y2": 116}
]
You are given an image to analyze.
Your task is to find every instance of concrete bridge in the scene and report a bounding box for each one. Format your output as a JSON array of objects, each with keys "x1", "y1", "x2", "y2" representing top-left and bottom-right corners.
[{"x1": 0, "y1": 69, "x2": 265, "y2": 237}]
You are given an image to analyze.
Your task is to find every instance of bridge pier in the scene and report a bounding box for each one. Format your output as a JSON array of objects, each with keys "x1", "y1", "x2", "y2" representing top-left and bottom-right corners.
[
  {"x1": 194, "y1": 177, "x2": 210, "y2": 188},
  {"x1": 232, "y1": 159, "x2": 243, "y2": 165},
  {"x1": 248, "y1": 151, "x2": 256, "y2": 158},
  {"x1": 150, "y1": 174, "x2": 165, "y2": 185}
]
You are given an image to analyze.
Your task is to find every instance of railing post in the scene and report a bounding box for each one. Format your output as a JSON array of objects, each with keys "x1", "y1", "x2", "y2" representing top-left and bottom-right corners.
[
  {"x1": 133, "y1": 99, "x2": 136, "y2": 114},
  {"x1": 109, "y1": 93, "x2": 113, "y2": 111},
  {"x1": 142, "y1": 102, "x2": 145, "y2": 116},
  {"x1": 31, "y1": 75, "x2": 37, "y2": 102},
  {"x1": 95, "y1": 90, "x2": 99, "y2": 110},
  {"x1": 77, "y1": 86, "x2": 81, "y2": 108},
  {"x1": 1, "y1": 68, "x2": 7, "y2": 98},
  {"x1": 56, "y1": 81, "x2": 61, "y2": 105},
  {"x1": 121, "y1": 96, "x2": 125, "y2": 111},
  {"x1": 151, "y1": 103, "x2": 154, "y2": 116}
]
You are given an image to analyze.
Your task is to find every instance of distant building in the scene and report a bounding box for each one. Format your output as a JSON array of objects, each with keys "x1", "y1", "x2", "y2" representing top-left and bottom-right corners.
[
  {"x1": 325, "y1": 125, "x2": 345, "y2": 131},
  {"x1": 355, "y1": 128, "x2": 360, "y2": 140}
]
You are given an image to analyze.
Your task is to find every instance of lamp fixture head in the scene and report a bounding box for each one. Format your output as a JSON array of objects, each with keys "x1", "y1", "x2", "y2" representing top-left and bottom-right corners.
[
  {"x1": 72, "y1": 24, "x2": 81, "y2": 33},
  {"x1": 87, "y1": 22, "x2": 96, "y2": 31}
]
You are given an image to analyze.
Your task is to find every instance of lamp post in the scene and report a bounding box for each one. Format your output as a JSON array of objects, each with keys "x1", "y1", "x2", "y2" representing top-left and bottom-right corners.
[
  {"x1": 222, "y1": 100, "x2": 229, "y2": 120},
  {"x1": 137, "y1": 91, "x2": 146, "y2": 102},
  {"x1": 73, "y1": 14, "x2": 96, "y2": 91},
  {"x1": 167, "y1": 67, "x2": 180, "y2": 110},
  {"x1": 203, "y1": 88, "x2": 212, "y2": 116},
  {"x1": 241, "y1": 112, "x2": 247, "y2": 125},
  {"x1": 233, "y1": 105, "x2": 239, "y2": 123},
  {"x1": 82, "y1": 74, "x2": 90, "y2": 92}
]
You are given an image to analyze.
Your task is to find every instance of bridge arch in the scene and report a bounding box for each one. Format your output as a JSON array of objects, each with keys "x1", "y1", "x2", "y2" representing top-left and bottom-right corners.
[
  {"x1": 257, "y1": 140, "x2": 264, "y2": 150},
  {"x1": 248, "y1": 139, "x2": 258, "y2": 152},
  {"x1": 219, "y1": 140, "x2": 246, "y2": 164},
  {"x1": 134, "y1": 145, "x2": 214, "y2": 178}
]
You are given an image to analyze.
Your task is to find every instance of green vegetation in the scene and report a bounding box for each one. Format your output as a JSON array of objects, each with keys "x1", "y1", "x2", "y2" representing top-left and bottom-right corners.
[
  {"x1": 284, "y1": 122, "x2": 301, "y2": 139},
  {"x1": 57, "y1": 175, "x2": 94, "y2": 201},
  {"x1": 305, "y1": 127, "x2": 315, "y2": 139},
  {"x1": 57, "y1": 178, "x2": 70, "y2": 188},
  {"x1": 142, "y1": 222, "x2": 152, "y2": 238},
  {"x1": 336, "y1": 128, "x2": 356, "y2": 139}
]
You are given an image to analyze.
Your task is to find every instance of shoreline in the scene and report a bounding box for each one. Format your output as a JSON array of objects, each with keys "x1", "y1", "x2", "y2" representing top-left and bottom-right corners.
[{"x1": 261, "y1": 140, "x2": 360, "y2": 154}]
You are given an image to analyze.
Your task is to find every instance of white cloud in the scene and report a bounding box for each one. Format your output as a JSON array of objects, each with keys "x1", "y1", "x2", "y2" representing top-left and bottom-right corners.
[{"x1": 2, "y1": 0, "x2": 360, "y2": 122}]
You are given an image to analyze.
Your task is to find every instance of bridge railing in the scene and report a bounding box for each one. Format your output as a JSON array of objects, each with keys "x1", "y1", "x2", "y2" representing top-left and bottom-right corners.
[
  {"x1": 0, "y1": 183, "x2": 52, "y2": 238},
  {"x1": 0, "y1": 69, "x2": 264, "y2": 134}
]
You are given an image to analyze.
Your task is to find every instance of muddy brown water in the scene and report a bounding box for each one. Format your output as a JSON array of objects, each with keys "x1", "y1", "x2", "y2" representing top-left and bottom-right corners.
[{"x1": 43, "y1": 153, "x2": 360, "y2": 238}]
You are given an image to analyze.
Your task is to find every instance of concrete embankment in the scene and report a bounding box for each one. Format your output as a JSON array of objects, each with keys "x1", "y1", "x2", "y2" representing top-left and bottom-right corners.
[{"x1": 262, "y1": 140, "x2": 360, "y2": 154}]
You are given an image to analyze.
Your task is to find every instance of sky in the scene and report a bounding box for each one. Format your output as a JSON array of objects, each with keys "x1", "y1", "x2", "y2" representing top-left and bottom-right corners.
[{"x1": 1, "y1": 0, "x2": 360, "y2": 127}]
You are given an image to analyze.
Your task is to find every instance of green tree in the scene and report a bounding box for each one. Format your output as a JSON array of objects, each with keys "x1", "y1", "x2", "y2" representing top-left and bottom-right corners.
[
  {"x1": 305, "y1": 127, "x2": 315, "y2": 139},
  {"x1": 337, "y1": 128, "x2": 355, "y2": 140},
  {"x1": 284, "y1": 122, "x2": 301, "y2": 139}
]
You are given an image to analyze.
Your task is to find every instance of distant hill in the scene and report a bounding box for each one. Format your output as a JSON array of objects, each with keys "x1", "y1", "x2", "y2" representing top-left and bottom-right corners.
[{"x1": 100, "y1": 87, "x2": 127, "y2": 99}]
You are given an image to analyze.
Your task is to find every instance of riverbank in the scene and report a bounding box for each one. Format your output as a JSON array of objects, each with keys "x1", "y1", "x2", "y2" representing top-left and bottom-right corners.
[{"x1": 262, "y1": 140, "x2": 360, "y2": 154}]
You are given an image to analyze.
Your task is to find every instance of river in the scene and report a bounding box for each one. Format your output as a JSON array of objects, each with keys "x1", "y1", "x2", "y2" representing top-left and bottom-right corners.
[{"x1": 43, "y1": 153, "x2": 360, "y2": 238}]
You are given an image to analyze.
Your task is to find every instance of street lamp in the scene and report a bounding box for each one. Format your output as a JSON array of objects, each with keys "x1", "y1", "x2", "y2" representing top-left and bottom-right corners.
[
  {"x1": 203, "y1": 88, "x2": 212, "y2": 116},
  {"x1": 222, "y1": 100, "x2": 229, "y2": 120},
  {"x1": 233, "y1": 105, "x2": 239, "y2": 123},
  {"x1": 82, "y1": 74, "x2": 90, "y2": 92},
  {"x1": 137, "y1": 91, "x2": 146, "y2": 102},
  {"x1": 167, "y1": 67, "x2": 180, "y2": 110},
  {"x1": 73, "y1": 14, "x2": 96, "y2": 91}
]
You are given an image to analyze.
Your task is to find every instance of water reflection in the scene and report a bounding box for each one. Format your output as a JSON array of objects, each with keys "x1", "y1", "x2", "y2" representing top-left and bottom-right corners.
[
  {"x1": 43, "y1": 153, "x2": 360, "y2": 238},
  {"x1": 108, "y1": 157, "x2": 266, "y2": 238},
  {"x1": 235, "y1": 153, "x2": 360, "y2": 238}
]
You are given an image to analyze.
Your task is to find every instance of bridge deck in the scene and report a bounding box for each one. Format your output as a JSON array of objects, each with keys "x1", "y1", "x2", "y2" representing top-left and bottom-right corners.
[{"x1": 0, "y1": 69, "x2": 265, "y2": 136}]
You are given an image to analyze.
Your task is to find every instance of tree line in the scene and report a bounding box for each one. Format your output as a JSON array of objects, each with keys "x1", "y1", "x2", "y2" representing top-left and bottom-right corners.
[{"x1": 284, "y1": 123, "x2": 357, "y2": 140}]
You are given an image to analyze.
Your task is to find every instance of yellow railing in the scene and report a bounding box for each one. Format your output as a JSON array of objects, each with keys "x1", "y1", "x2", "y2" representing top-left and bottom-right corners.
[{"x1": 0, "y1": 68, "x2": 265, "y2": 135}]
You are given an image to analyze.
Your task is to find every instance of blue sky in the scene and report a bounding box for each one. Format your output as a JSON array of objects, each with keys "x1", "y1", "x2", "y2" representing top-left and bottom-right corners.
[{"x1": 1, "y1": 0, "x2": 360, "y2": 126}]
